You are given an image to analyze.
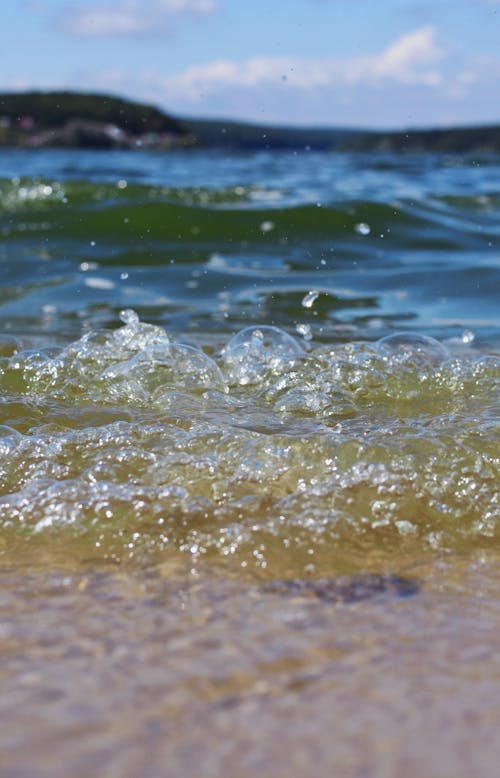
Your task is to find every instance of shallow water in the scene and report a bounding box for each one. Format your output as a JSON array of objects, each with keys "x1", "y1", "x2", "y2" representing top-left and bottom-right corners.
[{"x1": 0, "y1": 149, "x2": 499, "y2": 777}]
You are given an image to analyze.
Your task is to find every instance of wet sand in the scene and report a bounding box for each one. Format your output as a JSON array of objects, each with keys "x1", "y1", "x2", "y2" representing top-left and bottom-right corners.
[{"x1": 1, "y1": 552, "x2": 499, "y2": 778}]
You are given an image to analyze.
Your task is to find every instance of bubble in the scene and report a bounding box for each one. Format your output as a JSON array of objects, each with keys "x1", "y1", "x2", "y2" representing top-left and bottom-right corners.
[
  {"x1": 124, "y1": 342, "x2": 228, "y2": 396},
  {"x1": 260, "y1": 220, "x2": 275, "y2": 233},
  {"x1": 301, "y1": 290, "x2": 320, "y2": 309},
  {"x1": 222, "y1": 326, "x2": 304, "y2": 385},
  {"x1": 355, "y1": 222, "x2": 371, "y2": 236},
  {"x1": 0, "y1": 335, "x2": 21, "y2": 358},
  {"x1": 375, "y1": 332, "x2": 450, "y2": 366}
]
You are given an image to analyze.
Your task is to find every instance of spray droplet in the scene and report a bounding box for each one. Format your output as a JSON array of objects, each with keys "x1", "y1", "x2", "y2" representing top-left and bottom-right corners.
[
  {"x1": 461, "y1": 329, "x2": 475, "y2": 345},
  {"x1": 260, "y1": 220, "x2": 275, "y2": 233},
  {"x1": 355, "y1": 222, "x2": 371, "y2": 236},
  {"x1": 302, "y1": 290, "x2": 319, "y2": 309},
  {"x1": 119, "y1": 309, "x2": 140, "y2": 327},
  {"x1": 296, "y1": 323, "x2": 312, "y2": 341}
]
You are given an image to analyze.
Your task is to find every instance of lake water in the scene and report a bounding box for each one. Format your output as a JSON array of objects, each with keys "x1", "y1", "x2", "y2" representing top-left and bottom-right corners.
[{"x1": 0, "y1": 148, "x2": 499, "y2": 777}]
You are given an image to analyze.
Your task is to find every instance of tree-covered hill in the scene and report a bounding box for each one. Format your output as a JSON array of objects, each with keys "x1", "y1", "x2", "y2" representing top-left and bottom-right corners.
[
  {"x1": 0, "y1": 91, "x2": 189, "y2": 148},
  {"x1": 1, "y1": 90, "x2": 500, "y2": 153}
]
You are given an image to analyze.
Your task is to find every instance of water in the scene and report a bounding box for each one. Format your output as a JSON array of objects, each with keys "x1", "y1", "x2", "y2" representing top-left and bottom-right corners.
[{"x1": 0, "y1": 148, "x2": 499, "y2": 777}]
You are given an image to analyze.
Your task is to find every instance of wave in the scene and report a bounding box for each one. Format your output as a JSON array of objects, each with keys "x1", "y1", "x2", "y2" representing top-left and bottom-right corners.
[
  {"x1": 2, "y1": 177, "x2": 500, "y2": 250},
  {"x1": 0, "y1": 314, "x2": 498, "y2": 575}
]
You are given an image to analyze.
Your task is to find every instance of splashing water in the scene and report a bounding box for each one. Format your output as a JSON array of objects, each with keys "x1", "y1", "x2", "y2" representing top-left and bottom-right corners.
[
  {"x1": 1, "y1": 149, "x2": 500, "y2": 778},
  {"x1": 221, "y1": 325, "x2": 305, "y2": 386},
  {"x1": 0, "y1": 311, "x2": 497, "y2": 576}
]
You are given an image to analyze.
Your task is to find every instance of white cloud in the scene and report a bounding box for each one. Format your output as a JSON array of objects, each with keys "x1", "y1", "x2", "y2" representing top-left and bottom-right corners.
[
  {"x1": 8, "y1": 23, "x2": 498, "y2": 127},
  {"x1": 369, "y1": 25, "x2": 444, "y2": 81},
  {"x1": 58, "y1": 0, "x2": 218, "y2": 37},
  {"x1": 155, "y1": 26, "x2": 445, "y2": 101}
]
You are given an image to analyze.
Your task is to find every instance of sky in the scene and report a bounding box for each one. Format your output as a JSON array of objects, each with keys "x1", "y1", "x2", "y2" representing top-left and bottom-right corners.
[{"x1": 1, "y1": 0, "x2": 500, "y2": 128}]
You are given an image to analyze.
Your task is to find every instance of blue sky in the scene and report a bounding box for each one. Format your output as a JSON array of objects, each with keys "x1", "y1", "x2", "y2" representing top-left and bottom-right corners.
[{"x1": 1, "y1": 0, "x2": 500, "y2": 127}]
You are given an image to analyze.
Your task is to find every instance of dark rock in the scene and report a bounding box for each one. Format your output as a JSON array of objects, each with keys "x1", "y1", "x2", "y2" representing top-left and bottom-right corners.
[{"x1": 262, "y1": 573, "x2": 419, "y2": 604}]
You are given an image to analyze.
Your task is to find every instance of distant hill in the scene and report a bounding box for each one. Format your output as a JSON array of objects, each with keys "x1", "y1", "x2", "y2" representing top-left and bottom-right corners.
[
  {"x1": 186, "y1": 117, "x2": 367, "y2": 151},
  {"x1": 0, "y1": 91, "x2": 190, "y2": 148},
  {"x1": 188, "y1": 118, "x2": 500, "y2": 153},
  {"x1": 339, "y1": 125, "x2": 500, "y2": 154},
  {"x1": 1, "y1": 90, "x2": 500, "y2": 153}
]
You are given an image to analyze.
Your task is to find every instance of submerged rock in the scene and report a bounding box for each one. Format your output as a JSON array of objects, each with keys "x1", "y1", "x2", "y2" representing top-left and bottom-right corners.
[{"x1": 262, "y1": 574, "x2": 419, "y2": 603}]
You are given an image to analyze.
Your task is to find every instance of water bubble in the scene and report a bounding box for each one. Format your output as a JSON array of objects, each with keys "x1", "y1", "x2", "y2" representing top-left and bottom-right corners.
[
  {"x1": 117, "y1": 179, "x2": 127, "y2": 189},
  {"x1": 222, "y1": 326, "x2": 304, "y2": 385},
  {"x1": 461, "y1": 329, "x2": 475, "y2": 345},
  {"x1": 302, "y1": 290, "x2": 320, "y2": 309},
  {"x1": 355, "y1": 223, "x2": 371, "y2": 236},
  {"x1": 128, "y1": 342, "x2": 227, "y2": 396},
  {"x1": 375, "y1": 332, "x2": 450, "y2": 366},
  {"x1": 0, "y1": 335, "x2": 21, "y2": 358},
  {"x1": 260, "y1": 220, "x2": 275, "y2": 233}
]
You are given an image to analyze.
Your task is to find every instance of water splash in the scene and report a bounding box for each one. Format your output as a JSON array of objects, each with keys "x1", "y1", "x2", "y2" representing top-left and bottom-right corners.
[
  {"x1": 0, "y1": 314, "x2": 497, "y2": 575},
  {"x1": 221, "y1": 325, "x2": 304, "y2": 385}
]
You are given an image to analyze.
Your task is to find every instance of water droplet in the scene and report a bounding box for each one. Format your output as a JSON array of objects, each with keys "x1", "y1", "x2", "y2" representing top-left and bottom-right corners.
[
  {"x1": 461, "y1": 329, "x2": 475, "y2": 345},
  {"x1": 302, "y1": 290, "x2": 320, "y2": 309},
  {"x1": 355, "y1": 222, "x2": 371, "y2": 236},
  {"x1": 119, "y1": 309, "x2": 139, "y2": 327},
  {"x1": 117, "y1": 179, "x2": 127, "y2": 189},
  {"x1": 260, "y1": 220, "x2": 274, "y2": 233},
  {"x1": 296, "y1": 323, "x2": 312, "y2": 341}
]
